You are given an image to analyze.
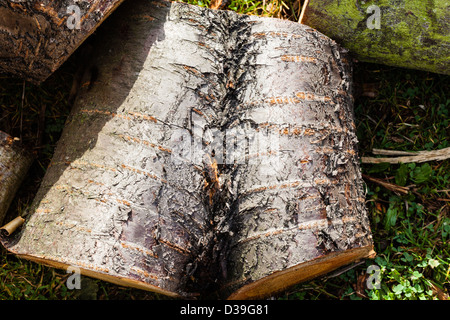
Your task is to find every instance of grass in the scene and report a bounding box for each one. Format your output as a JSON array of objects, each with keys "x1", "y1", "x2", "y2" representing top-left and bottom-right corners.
[
  {"x1": 0, "y1": 0, "x2": 448, "y2": 300},
  {"x1": 351, "y1": 64, "x2": 449, "y2": 300}
]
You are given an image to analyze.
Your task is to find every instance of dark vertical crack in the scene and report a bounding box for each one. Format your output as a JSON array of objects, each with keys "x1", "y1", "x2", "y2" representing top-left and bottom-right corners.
[{"x1": 182, "y1": 11, "x2": 256, "y2": 298}]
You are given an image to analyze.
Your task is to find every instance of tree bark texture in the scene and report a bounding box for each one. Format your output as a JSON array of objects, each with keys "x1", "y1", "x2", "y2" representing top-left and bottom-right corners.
[
  {"x1": 301, "y1": 0, "x2": 450, "y2": 75},
  {"x1": 0, "y1": 0, "x2": 124, "y2": 84},
  {"x1": 0, "y1": 131, "x2": 33, "y2": 225},
  {"x1": 1, "y1": 0, "x2": 374, "y2": 299}
]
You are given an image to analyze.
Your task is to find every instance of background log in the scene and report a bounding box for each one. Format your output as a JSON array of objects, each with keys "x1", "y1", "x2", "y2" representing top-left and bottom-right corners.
[
  {"x1": 0, "y1": 131, "x2": 33, "y2": 225},
  {"x1": 301, "y1": 0, "x2": 450, "y2": 75},
  {"x1": 2, "y1": 0, "x2": 374, "y2": 299},
  {"x1": 0, "y1": 0, "x2": 124, "y2": 84}
]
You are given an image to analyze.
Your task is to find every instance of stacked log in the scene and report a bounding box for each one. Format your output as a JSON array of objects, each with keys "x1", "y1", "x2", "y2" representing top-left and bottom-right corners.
[
  {"x1": 1, "y1": 0, "x2": 374, "y2": 299},
  {"x1": 0, "y1": 131, "x2": 33, "y2": 225},
  {"x1": 0, "y1": 0, "x2": 124, "y2": 83}
]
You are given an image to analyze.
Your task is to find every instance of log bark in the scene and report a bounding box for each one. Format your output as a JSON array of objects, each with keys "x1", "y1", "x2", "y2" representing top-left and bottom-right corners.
[
  {"x1": 0, "y1": 0, "x2": 124, "y2": 84},
  {"x1": 301, "y1": 0, "x2": 450, "y2": 75},
  {"x1": 1, "y1": 0, "x2": 374, "y2": 299},
  {"x1": 0, "y1": 131, "x2": 33, "y2": 225}
]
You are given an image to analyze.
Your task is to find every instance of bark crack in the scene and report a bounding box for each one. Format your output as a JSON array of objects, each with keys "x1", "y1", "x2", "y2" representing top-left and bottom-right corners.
[{"x1": 182, "y1": 11, "x2": 256, "y2": 297}]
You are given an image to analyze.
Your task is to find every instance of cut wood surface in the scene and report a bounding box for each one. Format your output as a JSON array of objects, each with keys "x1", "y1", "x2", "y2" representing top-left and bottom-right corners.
[
  {"x1": 301, "y1": 0, "x2": 450, "y2": 75},
  {"x1": 0, "y1": 131, "x2": 34, "y2": 225},
  {"x1": 0, "y1": 0, "x2": 125, "y2": 84},
  {"x1": 1, "y1": 0, "x2": 374, "y2": 299}
]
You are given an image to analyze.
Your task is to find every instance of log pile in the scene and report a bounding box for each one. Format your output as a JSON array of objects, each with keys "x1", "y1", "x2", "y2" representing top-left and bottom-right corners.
[{"x1": 1, "y1": 0, "x2": 374, "y2": 299}]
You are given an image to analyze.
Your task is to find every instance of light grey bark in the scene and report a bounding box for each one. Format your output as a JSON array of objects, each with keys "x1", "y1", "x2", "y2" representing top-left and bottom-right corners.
[
  {"x1": 2, "y1": 0, "x2": 373, "y2": 299},
  {"x1": 0, "y1": 131, "x2": 33, "y2": 225}
]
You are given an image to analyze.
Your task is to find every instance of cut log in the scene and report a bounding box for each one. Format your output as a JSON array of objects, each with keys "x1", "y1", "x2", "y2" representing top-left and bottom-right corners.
[
  {"x1": 0, "y1": 0, "x2": 125, "y2": 84},
  {"x1": 301, "y1": 0, "x2": 450, "y2": 75},
  {"x1": 0, "y1": 131, "x2": 34, "y2": 225},
  {"x1": 1, "y1": 0, "x2": 374, "y2": 299}
]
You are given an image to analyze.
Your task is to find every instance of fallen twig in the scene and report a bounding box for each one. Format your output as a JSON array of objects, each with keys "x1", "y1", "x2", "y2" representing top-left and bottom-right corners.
[
  {"x1": 372, "y1": 149, "x2": 418, "y2": 156},
  {"x1": 299, "y1": 0, "x2": 309, "y2": 23},
  {"x1": 322, "y1": 260, "x2": 366, "y2": 280},
  {"x1": 361, "y1": 147, "x2": 450, "y2": 164},
  {"x1": 362, "y1": 174, "x2": 410, "y2": 195}
]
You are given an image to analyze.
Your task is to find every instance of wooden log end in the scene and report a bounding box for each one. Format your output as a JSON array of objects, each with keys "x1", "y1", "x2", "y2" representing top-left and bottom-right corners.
[
  {"x1": 227, "y1": 245, "x2": 375, "y2": 300},
  {"x1": 11, "y1": 253, "x2": 184, "y2": 298}
]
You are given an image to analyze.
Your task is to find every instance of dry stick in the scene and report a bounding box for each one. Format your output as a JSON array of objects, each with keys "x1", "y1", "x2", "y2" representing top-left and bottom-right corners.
[
  {"x1": 322, "y1": 260, "x2": 366, "y2": 280},
  {"x1": 298, "y1": 0, "x2": 309, "y2": 23},
  {"x1": 371, "y1": 149, "x2": 418, "y2": 156},
  {"x1": 362, "y1": 147, "x2": 450, "y2": 195},
  {"x1": 361, "y1": 147, "x2": 450, "y2": 164},
  {"x1": 362, "y1": 174, "x2": 410, "y2": 195}
]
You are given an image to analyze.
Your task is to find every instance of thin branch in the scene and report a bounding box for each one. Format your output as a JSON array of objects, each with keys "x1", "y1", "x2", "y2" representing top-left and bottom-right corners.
[
  {"x1": 372, "y1": 149, "x2": 418, "y2": 156},
  {"x1": 322, "y1": 260, "x2": 365, "y2": 280},
  {"x1": 298, "y1": 0, "x2": 309, "y2": 23},
  {"x1": 361, "y1": 147, "x2": 450, "y2": 164},
  {"x1": 362, "y1": 174, "x2": 410, "y2": 195}
]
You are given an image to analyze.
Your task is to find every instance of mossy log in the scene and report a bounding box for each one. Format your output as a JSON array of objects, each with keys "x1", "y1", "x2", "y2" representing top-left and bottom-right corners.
[
  {"x1": 301, "y1": 0, "x2": 450, "y2": 75},
  {"x1": 0, "y1": 0, "x2": 124, "y2": 84}
]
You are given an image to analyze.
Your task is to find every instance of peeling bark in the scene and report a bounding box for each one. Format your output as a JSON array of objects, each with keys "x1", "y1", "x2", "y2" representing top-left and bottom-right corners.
[
  {"x1": 0, "y1": 131, "x2": 33, "y2": 225},
  {"x1": 1, "y1": 0, "x2": 374, "y2": 299},
  {"x1": 0, "y1": 0, "x2": 124, "y2": 84}
]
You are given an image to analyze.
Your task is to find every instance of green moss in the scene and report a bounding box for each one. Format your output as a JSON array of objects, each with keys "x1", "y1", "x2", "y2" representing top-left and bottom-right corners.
[{"x1": 304, "y1": 0, "x2": 450, "y2": 74}]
